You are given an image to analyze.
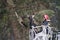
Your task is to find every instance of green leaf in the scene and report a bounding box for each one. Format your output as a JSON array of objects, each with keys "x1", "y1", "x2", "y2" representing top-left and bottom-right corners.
[{"x1": 34, "y1": 10, "x2": 55, "y2": 22}]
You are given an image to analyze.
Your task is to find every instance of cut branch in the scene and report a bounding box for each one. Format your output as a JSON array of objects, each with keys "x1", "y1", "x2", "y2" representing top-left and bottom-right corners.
[{"x1": 15, "y1": 11, "x2": 24, "y2": 26}]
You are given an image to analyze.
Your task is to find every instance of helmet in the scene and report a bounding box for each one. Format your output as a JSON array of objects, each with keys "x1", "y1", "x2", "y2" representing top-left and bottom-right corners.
[{"x1": 43, "y1": 14, "x2": 49, "y2": 20}]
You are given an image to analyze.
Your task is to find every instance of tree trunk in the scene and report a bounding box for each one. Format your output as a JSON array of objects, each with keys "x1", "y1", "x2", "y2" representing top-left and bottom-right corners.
[{"x1": 8, "y1": 6, "x2": 21, "y2": 40}]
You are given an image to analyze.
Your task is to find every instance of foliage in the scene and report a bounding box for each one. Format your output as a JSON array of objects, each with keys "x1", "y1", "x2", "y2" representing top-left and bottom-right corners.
[
  {"x1": 34, "y1": 10, "x2": 55, "y2": 23},
  {"x1": 56, "y1": 6, "x2": 60, "y2": 9},
  {"x1": 0, "y1": 0, "x2": 60, "y2": 40}
]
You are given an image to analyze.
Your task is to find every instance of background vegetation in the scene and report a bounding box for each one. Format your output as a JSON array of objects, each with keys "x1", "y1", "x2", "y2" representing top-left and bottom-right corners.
[{"x1": 0, "y1": 0, "x2": 60, "y2": 40}]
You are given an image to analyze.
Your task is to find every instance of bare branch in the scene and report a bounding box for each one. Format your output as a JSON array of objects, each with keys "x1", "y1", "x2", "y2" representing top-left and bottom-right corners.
[{"x1": 15, "y1": 11, "x2": 24, "y2": 26}]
